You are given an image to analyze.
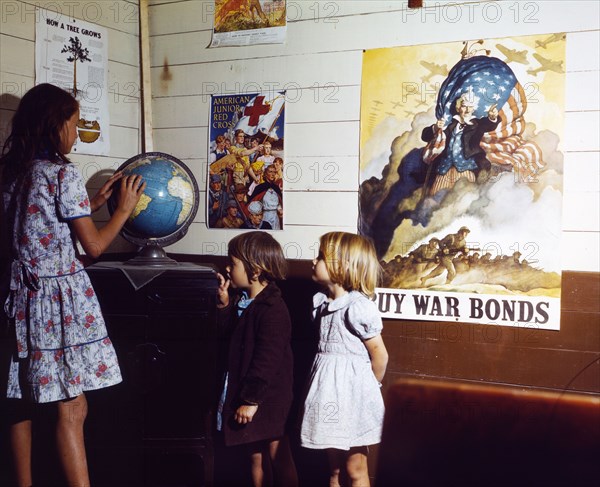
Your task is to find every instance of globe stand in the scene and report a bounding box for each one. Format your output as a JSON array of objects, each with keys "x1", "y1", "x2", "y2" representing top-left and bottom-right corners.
[{"x1": 126, "y1": 242, "x2": 178, "y2": 266}]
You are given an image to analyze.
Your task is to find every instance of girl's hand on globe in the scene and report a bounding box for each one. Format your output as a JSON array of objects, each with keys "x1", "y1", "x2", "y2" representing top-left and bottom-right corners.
[
  {"x1": 115, "y1": 175, "x2": 146, "y2": 216},
  {"x1": 90, "y1": 171, "x2": 124, "y2": 212},
  {"x1": 216, "y1": 272, "x2": 230, "y2": 308}
]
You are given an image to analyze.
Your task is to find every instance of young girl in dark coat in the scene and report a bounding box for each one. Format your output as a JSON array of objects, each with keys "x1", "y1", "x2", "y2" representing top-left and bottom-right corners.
[{"x1": 216, "y1": 231, "x2": 298, "y2": 487}]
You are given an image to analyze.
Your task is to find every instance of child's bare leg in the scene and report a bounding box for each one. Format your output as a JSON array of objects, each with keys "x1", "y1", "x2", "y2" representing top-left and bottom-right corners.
[
  {"x1": 247, "y1": 441, "x2": 273, "y2": 487},
  {"x1": 56, "y1": 394, "x2": 90, "y2": 486},
  {"x1": 268, "y1": 436, "x2": 298, "y2": 487},
  {"x1": 346, "y1": 446, "x2": 370, "y2": 487},
  {"x1": 249, "y1": 449, "x2": 265, "y2": 487},
  {"x1": 10, "y1": 419, "x2": 33, "y2": 487},
  {"x1": 327, "y1": 449, "x2": 344, "y2": 487}
]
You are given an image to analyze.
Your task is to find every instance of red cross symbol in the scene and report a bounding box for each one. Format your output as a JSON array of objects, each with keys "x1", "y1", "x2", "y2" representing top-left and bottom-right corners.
[{"x1": 244, "y1": 96, "x2": 270, "y2": 126}]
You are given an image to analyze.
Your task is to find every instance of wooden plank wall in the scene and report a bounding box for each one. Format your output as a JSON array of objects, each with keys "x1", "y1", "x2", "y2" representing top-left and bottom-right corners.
[
  {"x1": 1, "y1": 0, "x2": 597, "y2": 406},
  {"x1": 1, "y1": 2, "x2": 597, "y2": 484},
  {"x1": 0, "y1": 0, "x2": 142, "y2": 227},
  {"x1": 147, "y1": 0, "x2": 600, "y2": 275}
]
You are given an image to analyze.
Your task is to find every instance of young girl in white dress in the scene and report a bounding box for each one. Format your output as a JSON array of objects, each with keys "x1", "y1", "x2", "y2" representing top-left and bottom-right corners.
[{"x1": 300, "y1": 232, "x2": 389, "y2": 487}]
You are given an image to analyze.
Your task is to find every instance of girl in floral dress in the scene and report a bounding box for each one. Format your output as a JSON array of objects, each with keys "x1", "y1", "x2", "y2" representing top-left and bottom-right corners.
[
  {"x1": 300, "y1": 232, "x2": 389, "y2": 487},
  {"x1": 0, "y1": 83, "x2": 145, "y2": 486}
]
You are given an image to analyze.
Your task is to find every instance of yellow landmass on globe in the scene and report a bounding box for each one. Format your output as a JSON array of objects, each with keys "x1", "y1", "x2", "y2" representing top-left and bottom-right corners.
[
  {"x1": 130, "y1": 193, "x2": 152, "y2": 220},
  {"x1": 168, "y1": 177, "x2": 194, "y2": 225}
]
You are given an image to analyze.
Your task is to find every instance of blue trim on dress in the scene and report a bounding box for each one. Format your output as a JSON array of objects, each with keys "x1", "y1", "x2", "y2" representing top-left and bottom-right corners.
[
  {"x1": 31, "y1": 335, "x2": 111, "y2": 352},
  {"x1": 62, "y1": 214, "x2": 91, "y2": 221},
  {"x1": 37, "y1": 268, "x2": 86, "y2": 279}
]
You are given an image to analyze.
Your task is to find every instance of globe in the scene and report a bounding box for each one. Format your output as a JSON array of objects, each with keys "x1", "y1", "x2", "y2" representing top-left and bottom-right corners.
[{"x1": 108, "y1": 152, "x2": 199, "y2": 264}]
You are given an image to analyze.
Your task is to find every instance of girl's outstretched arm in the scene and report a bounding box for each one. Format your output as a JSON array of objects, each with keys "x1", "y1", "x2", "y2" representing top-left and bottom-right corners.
[
  {"x1": 364, "y1": 334, "x2": 389, "y2": 383},
  {"x1": 70, "y1": 174, "x2": 145, "y2": 259}
]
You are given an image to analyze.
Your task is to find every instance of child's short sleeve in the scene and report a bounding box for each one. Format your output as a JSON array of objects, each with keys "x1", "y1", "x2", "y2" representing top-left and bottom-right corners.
[
  {"x1": 346, "y1": 295, "x2": 383, "y2": 340},
  {"x1": 57, "y1": 164, "x2": 91, "y2": 220},
  {"x1": 311, "y1": 292, "x2": 328, "y2": 320}
]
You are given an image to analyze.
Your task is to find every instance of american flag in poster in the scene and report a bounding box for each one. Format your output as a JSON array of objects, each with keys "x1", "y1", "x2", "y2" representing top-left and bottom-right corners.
[{"x1": 424, "y1": 55, "x2": 543, "y2": 180}]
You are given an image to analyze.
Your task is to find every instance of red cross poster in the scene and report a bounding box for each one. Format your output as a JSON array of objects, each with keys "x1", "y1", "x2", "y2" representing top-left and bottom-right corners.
[
  {"x1": 210, "y1": 0, "x2": 286, "y2": 47},
  {"x1": 207, "y1": 92, "x2": 285, "y2": 230},
  {"x1": 359, "y1": 34, "x2": 565, "y2": 331}
]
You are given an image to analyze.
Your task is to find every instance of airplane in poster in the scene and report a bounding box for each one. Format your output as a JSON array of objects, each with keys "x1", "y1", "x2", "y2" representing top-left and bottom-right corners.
[
  {"x1": 527, "y1": 53, "x2": 565, "y2": 76},
  {"x1": 535, "y1": 33, "x2": 565, "y2": 49},
  {"x1": 420, "y1": 61, "x2": 448, "y2": 82},
  {"x1": 495, "y1": 44, "x2": 529, "y2": 65}
]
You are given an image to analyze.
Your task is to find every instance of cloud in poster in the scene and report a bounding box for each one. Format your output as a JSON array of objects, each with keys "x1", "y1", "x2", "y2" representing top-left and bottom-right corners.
[
  {"x1": 362, "y1": 110, "x2": 437, "y2": 182},
  {"x1": 381, "y1": 121, "x2": 564, "y2": 273}
]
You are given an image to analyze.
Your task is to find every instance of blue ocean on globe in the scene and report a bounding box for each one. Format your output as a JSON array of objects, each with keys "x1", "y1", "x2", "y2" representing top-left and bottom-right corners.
[{"x1": 120, "y1": 156, "x2": 195, "y2": 239}]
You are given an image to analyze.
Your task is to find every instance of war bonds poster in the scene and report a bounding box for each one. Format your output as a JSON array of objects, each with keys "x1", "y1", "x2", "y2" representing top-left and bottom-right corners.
[
  {"x1": 210, "y1": 0, "x2": 286, "y2": 47},
  {"x1": 36, "y1": 9, "x2": 110, "y2": 155},
  {"x1": 207, "y1": 92, "x2": 285, "y2": 230},
  {"x1": 359, "y1": 34, "x2": 566, "y2": 330}
]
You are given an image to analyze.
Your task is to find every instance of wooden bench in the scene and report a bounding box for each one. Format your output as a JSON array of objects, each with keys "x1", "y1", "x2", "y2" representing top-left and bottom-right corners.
[{"x1": 376, "y1": 377, "x2": 600, "y2": 487}]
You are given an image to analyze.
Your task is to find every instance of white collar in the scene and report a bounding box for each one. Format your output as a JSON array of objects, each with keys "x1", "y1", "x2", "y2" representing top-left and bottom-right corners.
[{"x1": 453, "y1": 114, "x2": 475, "y2": 125}]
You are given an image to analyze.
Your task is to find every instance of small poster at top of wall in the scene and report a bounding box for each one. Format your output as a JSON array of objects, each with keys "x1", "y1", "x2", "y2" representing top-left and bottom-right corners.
[{"x1": 210, "y1": 0, "x2": 286, "y2": 47}]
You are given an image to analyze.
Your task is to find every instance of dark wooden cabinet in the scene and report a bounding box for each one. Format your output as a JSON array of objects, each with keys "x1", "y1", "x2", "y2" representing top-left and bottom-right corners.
[{"x1": 85, "y1": 263, "x2": 219, "y2": 487}]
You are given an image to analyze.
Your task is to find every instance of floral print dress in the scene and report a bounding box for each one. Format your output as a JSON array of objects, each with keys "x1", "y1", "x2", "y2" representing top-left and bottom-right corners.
[{"x1": 3, "y1": 159, "x2": 122, "y2": 403}]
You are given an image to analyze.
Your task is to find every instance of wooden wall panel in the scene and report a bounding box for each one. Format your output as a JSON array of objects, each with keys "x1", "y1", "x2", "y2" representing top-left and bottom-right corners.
[
  {"x1": 150, "y1": 51, "x2": 362, "y2": 97},
  {"x1": 32, "y1": 0, "x2": 140, "y2": 35},
  {"x1": 561, "y1": 232, "x2": 600, "y2": 272},
  {"x1": 152, "y1": 84, "x2": 360, "y2": 128},
  {"x1": 0, "y1": 0, "x2": 142, "y2": 181},
  {"x1": 0, "y1": 35, "x2": 34, "y2": 77},
  {"x1": 563, "y1": 191, "x2": 600, "y2": 232},
  {"x1": 149, "y1": 2, "x2": 600, "y2": 66},
  {"x1": 564, "y1": 111, "x2": 600, "y2": 152},
  {"x1": 566, "y1": 71, "x2": 600, "y2": 111},
  {"x1": 148, "y1": 0, "x2": 600, "y2": 273},
  {"x1": 567, "y1": 30, "x2": 600, "y2": 71},
  {"x1": 153, "y1": 119, "x2": 360, "y2": 160},
  {"x1": 0, "y1": 2, "x2": 140, "y2": 63},
  {"x1": 564, "y1": 152, "x2": 600, "y2": 193}
]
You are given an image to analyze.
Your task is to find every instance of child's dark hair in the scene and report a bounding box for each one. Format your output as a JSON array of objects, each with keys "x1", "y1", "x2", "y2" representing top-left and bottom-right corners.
[
  {"x1": 228, "y1": 231, "x2": 287, "y2": 283},
  {"x1": 0, "y1": 83, "x2": 79, "y2": 181}
]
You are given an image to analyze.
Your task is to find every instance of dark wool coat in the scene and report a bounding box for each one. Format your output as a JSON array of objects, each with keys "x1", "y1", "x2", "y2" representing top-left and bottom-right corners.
[
  {"x1": 421, "y1": 115, "x2": 500, "y2": 174},
  {"x1": 217, "y1": 282, "x2": 294, "y2": 446}
]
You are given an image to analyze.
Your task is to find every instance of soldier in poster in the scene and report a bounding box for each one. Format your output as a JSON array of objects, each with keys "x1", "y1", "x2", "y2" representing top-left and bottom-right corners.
[{"x1": 420, "y1": 227, "x2": 472, "y2": 285}]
